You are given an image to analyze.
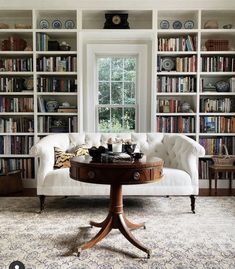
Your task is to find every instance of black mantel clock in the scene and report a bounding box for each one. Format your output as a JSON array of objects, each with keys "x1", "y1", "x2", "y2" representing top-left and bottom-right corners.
[{"x1": 104, "y1": 13, "x2": 130, "y2": 29}]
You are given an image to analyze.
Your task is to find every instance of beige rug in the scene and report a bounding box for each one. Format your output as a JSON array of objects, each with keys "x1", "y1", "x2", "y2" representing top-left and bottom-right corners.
[{"x1": 0, "y1": 196, "x2": 234, "y2": 269}]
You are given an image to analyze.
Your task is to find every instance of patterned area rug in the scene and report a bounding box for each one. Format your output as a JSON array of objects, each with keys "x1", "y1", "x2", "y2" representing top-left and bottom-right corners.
[{"x1": 0, "y1": 196, "x2": 234, "y2": 269}]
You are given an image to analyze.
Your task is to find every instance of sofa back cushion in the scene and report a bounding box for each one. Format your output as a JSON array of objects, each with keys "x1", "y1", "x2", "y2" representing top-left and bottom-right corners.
[{"x1": 68, "y1": 132, "x2": 171, "y2": 165}]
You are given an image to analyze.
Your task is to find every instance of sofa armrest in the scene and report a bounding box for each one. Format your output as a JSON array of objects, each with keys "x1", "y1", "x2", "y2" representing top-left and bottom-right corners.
[
  {"x1": 30, "y1": 134, "x2": 70, "y2": 187},
  {"x1": 163, "y1": 134, "x2": 205, "y2": 193}
]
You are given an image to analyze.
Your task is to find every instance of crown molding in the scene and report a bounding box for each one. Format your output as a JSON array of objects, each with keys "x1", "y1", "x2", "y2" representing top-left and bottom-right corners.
[{"x1": 0, "y1": 0, "x2": 235, "y2": 9}]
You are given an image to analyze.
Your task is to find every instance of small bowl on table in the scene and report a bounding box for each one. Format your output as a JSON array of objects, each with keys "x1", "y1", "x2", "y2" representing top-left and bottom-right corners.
[
  {"x1": 132, "y1": 152, "x2": 144, "y2": 161},
  {"x1": 123, "y1": 144, "x2": 137, "y2": 155}
]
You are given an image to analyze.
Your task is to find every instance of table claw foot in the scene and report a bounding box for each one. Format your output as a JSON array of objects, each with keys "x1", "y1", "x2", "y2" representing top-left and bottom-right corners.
[
  {"x1": 89, "y1": 220, "x2": 101, "y2": 227},
  {"x1": 77, "y1": 218, "x2": 112, "y2": 252},
  {"x1": 118, "y1": 214, "x2": 150, "y2": 255},
  {"x1": 90, "y1": 214, "x2": 110, "y2": 228},
  {"x1": 124, "y1": 215, "x2": 145, "y2": 230}
]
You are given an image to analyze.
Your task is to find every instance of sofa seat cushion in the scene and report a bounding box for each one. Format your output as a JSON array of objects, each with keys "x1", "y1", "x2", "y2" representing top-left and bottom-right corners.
[
  {"x1": 40, "y1": 168, "x2": 110, "y2": 196},
  {"x1": 38, "y1": 167, "x2": 193, "y2": 196}
]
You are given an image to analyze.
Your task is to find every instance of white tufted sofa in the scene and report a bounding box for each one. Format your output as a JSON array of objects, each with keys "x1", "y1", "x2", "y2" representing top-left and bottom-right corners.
[{"x1": 30, "y1": 133, "x2": 205, "y2": 212}]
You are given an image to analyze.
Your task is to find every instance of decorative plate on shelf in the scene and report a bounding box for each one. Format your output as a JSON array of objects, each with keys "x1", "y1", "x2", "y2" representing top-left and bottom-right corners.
[
  {"x1": 173, "y1": 20, "x2": 182, "y2": 29},
  {"x1": 162, "y1": 57, "x2": 175, "y2": 71},
  {"x1": 65, "y1": 19, "x2": 75, "y2": 29},
  {"x1": 215, "y1": 80, "x2": 230, "y2": 92},
  {"x1": 184, "y1": 20, "x2": 194, "y2": 29},
  {"x1": 39, "y1": 19, "x2": 49, "y2": 29},
  {"x1": 160, "y1": 20, "x2": 170, "y2": 29},
  {"x1": 52, "y1": 20, "x2": 62, "y2": 29}
]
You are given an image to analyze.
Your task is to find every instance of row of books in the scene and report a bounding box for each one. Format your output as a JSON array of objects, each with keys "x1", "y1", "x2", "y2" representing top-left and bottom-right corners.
[
  {"x1": 201, "y1": 56, "x2": 235, "y2": 72},
  {"x1": 199, "y1": 137, "x2": 235, "y2": 155},
  {"x1": 36, "y1": 56, "x2": 77, "y2": 72},
  {"x1": 199, "y1": 159, "x2": 213, "y2": 179},
  {"x1": 200, "y1": 98, "x2": 233, "y2": 113},
  {"x1": 157, "y1": 56, "x2": 197, "y2": 72},
  {"x1": 36, "y1": 33, "x2": 50, "y2": 51},
  {"x1": 0, "y1": 77, "x2": 30, "y2": 92},
  {"x1": 0, "y1": 136, "x2": 34, "y2": 154},
  {"x1": 157, "y1": 76, "x2": 196, "y2": 93},
  {"x1": 0, "y1": 97, "x2": 33, "y2": 112},
  {"x1": 157, "y1": 99, "x2": 184, "y2": 113},
  {"x1": 0, "y1": 158, "x2": 35, "y2": 179},
  {"x1": 37, "y1": 77, "x2": 77, "y2": 92},
  {"x1": 0, "y1": 117, "x2": 34, "y2": 133},
  {"x1": 38, "y1": 116, "x2": 77, "y2": 133},
  {"x1": 158, "y1": 35, "x2": 196, "y2": 52},
  {"x1": 0, "y1": 58, "x2": 33, "y2": 72},
  {"x1": 229, "y1": 77, "x2": 235, "y2": 92},
  {"x1": 200, "y1": 116, "x2": 235, "y2": 133},
  {"x1": 156, "y1": 116, "x2": 195, "y2": 133}
]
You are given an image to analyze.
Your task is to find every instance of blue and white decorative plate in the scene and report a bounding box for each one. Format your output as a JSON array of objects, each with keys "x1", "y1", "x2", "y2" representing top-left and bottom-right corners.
[
  {"x1": 160, "y1": 20, "x2": 170, "y2": 29},
  {"x1": 184, "y1": 20, "x2": 194, "y2": 29},
  {"x1": 173, "y1": 20, "x2": 182, "y2": 29},
  {"x1": 65, "y1": 20, "x2": 75, "y2": 29},
  {"x1": 39, "y1": 19, "x2": 49, "y2": 29},
  {"x1": 162, "y1": 57, "x2": 175, "y2": 71},
  {"x1": 52, "y1": 19, "x2": 62, "y2": 29}
]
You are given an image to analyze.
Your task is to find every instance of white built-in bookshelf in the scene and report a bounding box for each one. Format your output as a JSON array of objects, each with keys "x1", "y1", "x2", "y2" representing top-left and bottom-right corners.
[{"x1": 0, "y1": 9, "x2": 234, "y2": 189}]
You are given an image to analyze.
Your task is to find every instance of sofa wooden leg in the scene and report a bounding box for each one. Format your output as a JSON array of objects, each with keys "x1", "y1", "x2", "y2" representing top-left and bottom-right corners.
[
  {"x1": 39, "y1": 195, "x2": 46, "y2": 213},
  {"x1": 190, "y1": 195, "x2": 195, "y2": 214}
]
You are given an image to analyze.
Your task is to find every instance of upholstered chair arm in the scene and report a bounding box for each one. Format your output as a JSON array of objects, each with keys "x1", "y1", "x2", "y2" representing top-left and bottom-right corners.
[
  {"x1": 163, "y1": 134, "x2": 205, "y2": 193},
  {"x1": 30, "y1": 134, "x2": 70, "y2": 187}
]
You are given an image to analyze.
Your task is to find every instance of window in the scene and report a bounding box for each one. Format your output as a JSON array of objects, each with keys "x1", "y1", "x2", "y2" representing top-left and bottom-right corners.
[
  {"x1": 97, "y1": 56, "x2": 136, "y2": 132},
  {"x1": 86, "y1": 44, "x2": 148, "y2": 132}
]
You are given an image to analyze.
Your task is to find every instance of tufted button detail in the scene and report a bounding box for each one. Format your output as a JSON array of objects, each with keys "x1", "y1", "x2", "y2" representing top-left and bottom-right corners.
[{"x1": 133, "y1": 171, "x2": 140, "y2": 181}]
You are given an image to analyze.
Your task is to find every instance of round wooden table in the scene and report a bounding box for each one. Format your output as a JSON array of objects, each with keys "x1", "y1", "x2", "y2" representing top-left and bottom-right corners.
[{"x1": 70, "y1": 155, "x2": 164, "y2": 258}]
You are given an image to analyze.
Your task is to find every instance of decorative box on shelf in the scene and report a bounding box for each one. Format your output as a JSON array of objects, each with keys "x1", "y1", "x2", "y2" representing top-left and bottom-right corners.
[{"x1": 205, "y1": 40, "x2": 229, "y2": 51}]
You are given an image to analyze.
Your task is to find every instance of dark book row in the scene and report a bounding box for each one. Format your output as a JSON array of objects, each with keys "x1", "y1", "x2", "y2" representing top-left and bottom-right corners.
[
  {"x1": 199, "y1": 137, "x2": 235, "y2": 155},
  {"x1": 0, "y1": 58, "x2": 33, "y2": 72},
  {"x1": 157, "y1": 76, "x2": 196, "y2": 93},
  {"x1": 200, "y1": 98, "x2": 234, "y2": 113},
  {"x1": 36, "y1": 56, "x2": 77, "y2": 72},
  {"x1": 201, "y1": 56, "x2": 235, "y2": 72},
  {"x1": 0, "y1": 117, "x2": 34, "y2": 133},
  {"x1": 37, "y1": 77, "x2": 77, "y2": 92},
  {"x1": 156, "y1": 116, "x2": 195, "y2": 133},
  {"x1": 0, "y1": 96, "x2": 33, "y2": 112},
  {"x1": 200, "y1": 116, "x2": 235, "y2": 133},
  {"x1": 0, "y1": 158, "x2": 35, "y2": 179},
  {"x1": 0, "y1": 77, "x2": 32, "y2": 92},
  {"x1": 0, "y1": 136, "x2": 34, "y2": 154}
]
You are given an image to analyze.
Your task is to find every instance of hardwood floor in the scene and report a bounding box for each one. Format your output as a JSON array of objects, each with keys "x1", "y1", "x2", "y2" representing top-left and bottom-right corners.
[{"x1": 0, "y1": 188, "x2": 234, "y2": 197}]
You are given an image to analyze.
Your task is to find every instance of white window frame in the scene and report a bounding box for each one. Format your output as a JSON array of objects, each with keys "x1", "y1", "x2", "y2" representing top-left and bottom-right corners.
[{"x1": 85, "y1": 44, "x2": 147, "y2": 132}]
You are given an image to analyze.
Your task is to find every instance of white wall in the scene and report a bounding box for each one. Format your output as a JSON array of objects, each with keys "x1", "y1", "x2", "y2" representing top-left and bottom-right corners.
[{"x1": 0, "y1": 0, "x2": 235, "y2": 9}]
